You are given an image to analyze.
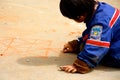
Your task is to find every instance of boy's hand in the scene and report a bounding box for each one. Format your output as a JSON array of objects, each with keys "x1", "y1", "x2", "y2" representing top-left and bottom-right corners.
[
  {"x1": 63, "y1": 40, "x2": 80, "y2": 53},
  {"x1": 59, "y1": 65, "x2": 77, "y2": 73},
  {"x1": 63, "y1": 43, "x2": 74, "y2": 53}
]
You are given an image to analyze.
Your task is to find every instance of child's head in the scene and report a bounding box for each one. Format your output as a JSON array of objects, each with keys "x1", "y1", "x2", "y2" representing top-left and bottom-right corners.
[{"x1": 60, "y1": 0, "x2": 96, "y2": 22}]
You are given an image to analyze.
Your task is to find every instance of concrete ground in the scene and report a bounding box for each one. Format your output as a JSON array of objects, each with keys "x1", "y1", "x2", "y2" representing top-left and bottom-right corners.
[{"x1": 0, "y1": 0, "x2": 119, "y2": 80}]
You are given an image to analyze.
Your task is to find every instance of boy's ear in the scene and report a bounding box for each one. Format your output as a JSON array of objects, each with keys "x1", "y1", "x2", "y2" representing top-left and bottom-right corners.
[
  {"x1": 79, "y1": 13, "x2": 87, "y2": 20},
  {"x1": 79, "y1": 16, "x2": 85, "y2": 20},
  {"x1": 74, "y1": 13, "x2": 87, "y2": 22}
]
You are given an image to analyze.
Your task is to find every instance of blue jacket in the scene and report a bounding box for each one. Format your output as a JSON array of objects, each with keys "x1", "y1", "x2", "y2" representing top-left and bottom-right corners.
[{"x1": 77, "y1": 2, "x2": 120, "y2": 68}]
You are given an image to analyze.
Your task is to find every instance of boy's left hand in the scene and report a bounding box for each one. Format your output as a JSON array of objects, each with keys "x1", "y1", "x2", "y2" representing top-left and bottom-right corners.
[{"x1": 59, "y1": 65, "x2": 77, "y2": 73}]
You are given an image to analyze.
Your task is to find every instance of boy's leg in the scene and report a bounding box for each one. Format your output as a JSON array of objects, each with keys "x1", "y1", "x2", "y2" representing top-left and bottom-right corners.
[{"x1": 101, "y1": 55, "x2": 120, "y2": 68}]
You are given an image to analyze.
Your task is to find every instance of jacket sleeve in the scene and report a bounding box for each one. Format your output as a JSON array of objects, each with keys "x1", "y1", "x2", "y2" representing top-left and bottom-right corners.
[
  {"x1": 73, "y1": 59, "x2": 92, "y2": 74},
  {"x1": 77, "y1": 25, "x2": 111, "y2": 68}
]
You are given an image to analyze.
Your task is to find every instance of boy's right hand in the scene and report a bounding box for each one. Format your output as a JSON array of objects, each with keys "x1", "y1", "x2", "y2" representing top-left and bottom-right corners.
[
  {"x1": 63, "y1": 40, "x2": 80, "y2": 53},
  {"x1": 63, "y1": 43, "x2": 74, "y2": 53}
]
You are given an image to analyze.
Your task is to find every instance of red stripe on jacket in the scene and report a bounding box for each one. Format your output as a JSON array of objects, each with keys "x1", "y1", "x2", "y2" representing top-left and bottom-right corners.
[
  {"x1": 109, "y1": 9, "x2": 120, "y2": 28},
  {"x1": 86, "y1": 39, "x2": 110, "y2": 48}
]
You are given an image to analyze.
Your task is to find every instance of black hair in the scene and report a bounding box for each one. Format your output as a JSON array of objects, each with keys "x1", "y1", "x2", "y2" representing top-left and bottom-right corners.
[{"x1": 60, "y1": 0, "x2": 96, "y2": 22}]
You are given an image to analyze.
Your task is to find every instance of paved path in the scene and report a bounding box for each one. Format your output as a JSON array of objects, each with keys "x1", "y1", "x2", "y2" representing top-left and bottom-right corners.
[{"x1": 0, "y1": 0, "x2": 119, "y2": 80}]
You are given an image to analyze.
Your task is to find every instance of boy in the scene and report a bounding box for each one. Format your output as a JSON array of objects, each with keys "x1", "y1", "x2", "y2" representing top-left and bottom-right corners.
[{"x1": 59, "y1": 0, "x2": 120, "y2": 74}]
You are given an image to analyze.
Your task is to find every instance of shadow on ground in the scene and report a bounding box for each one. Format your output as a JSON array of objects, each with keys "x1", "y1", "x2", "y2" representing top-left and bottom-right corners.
[
  {"x1": 17, "y1": 53, "x2": 119, "y2": 72},
  {"x1": 17, "y1": 53, "x2": 76, "y2": 67}
]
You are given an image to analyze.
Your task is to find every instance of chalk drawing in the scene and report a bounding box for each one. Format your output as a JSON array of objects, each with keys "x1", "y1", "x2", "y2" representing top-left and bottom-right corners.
[{"x1": 0, "y1": 37, "x2": 59, "y2": 57}]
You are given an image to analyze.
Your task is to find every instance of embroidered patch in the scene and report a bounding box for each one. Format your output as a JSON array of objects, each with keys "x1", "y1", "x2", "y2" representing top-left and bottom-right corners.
[{"x1": 90, "y1": 25, "x2": 102, "y2": 40}]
